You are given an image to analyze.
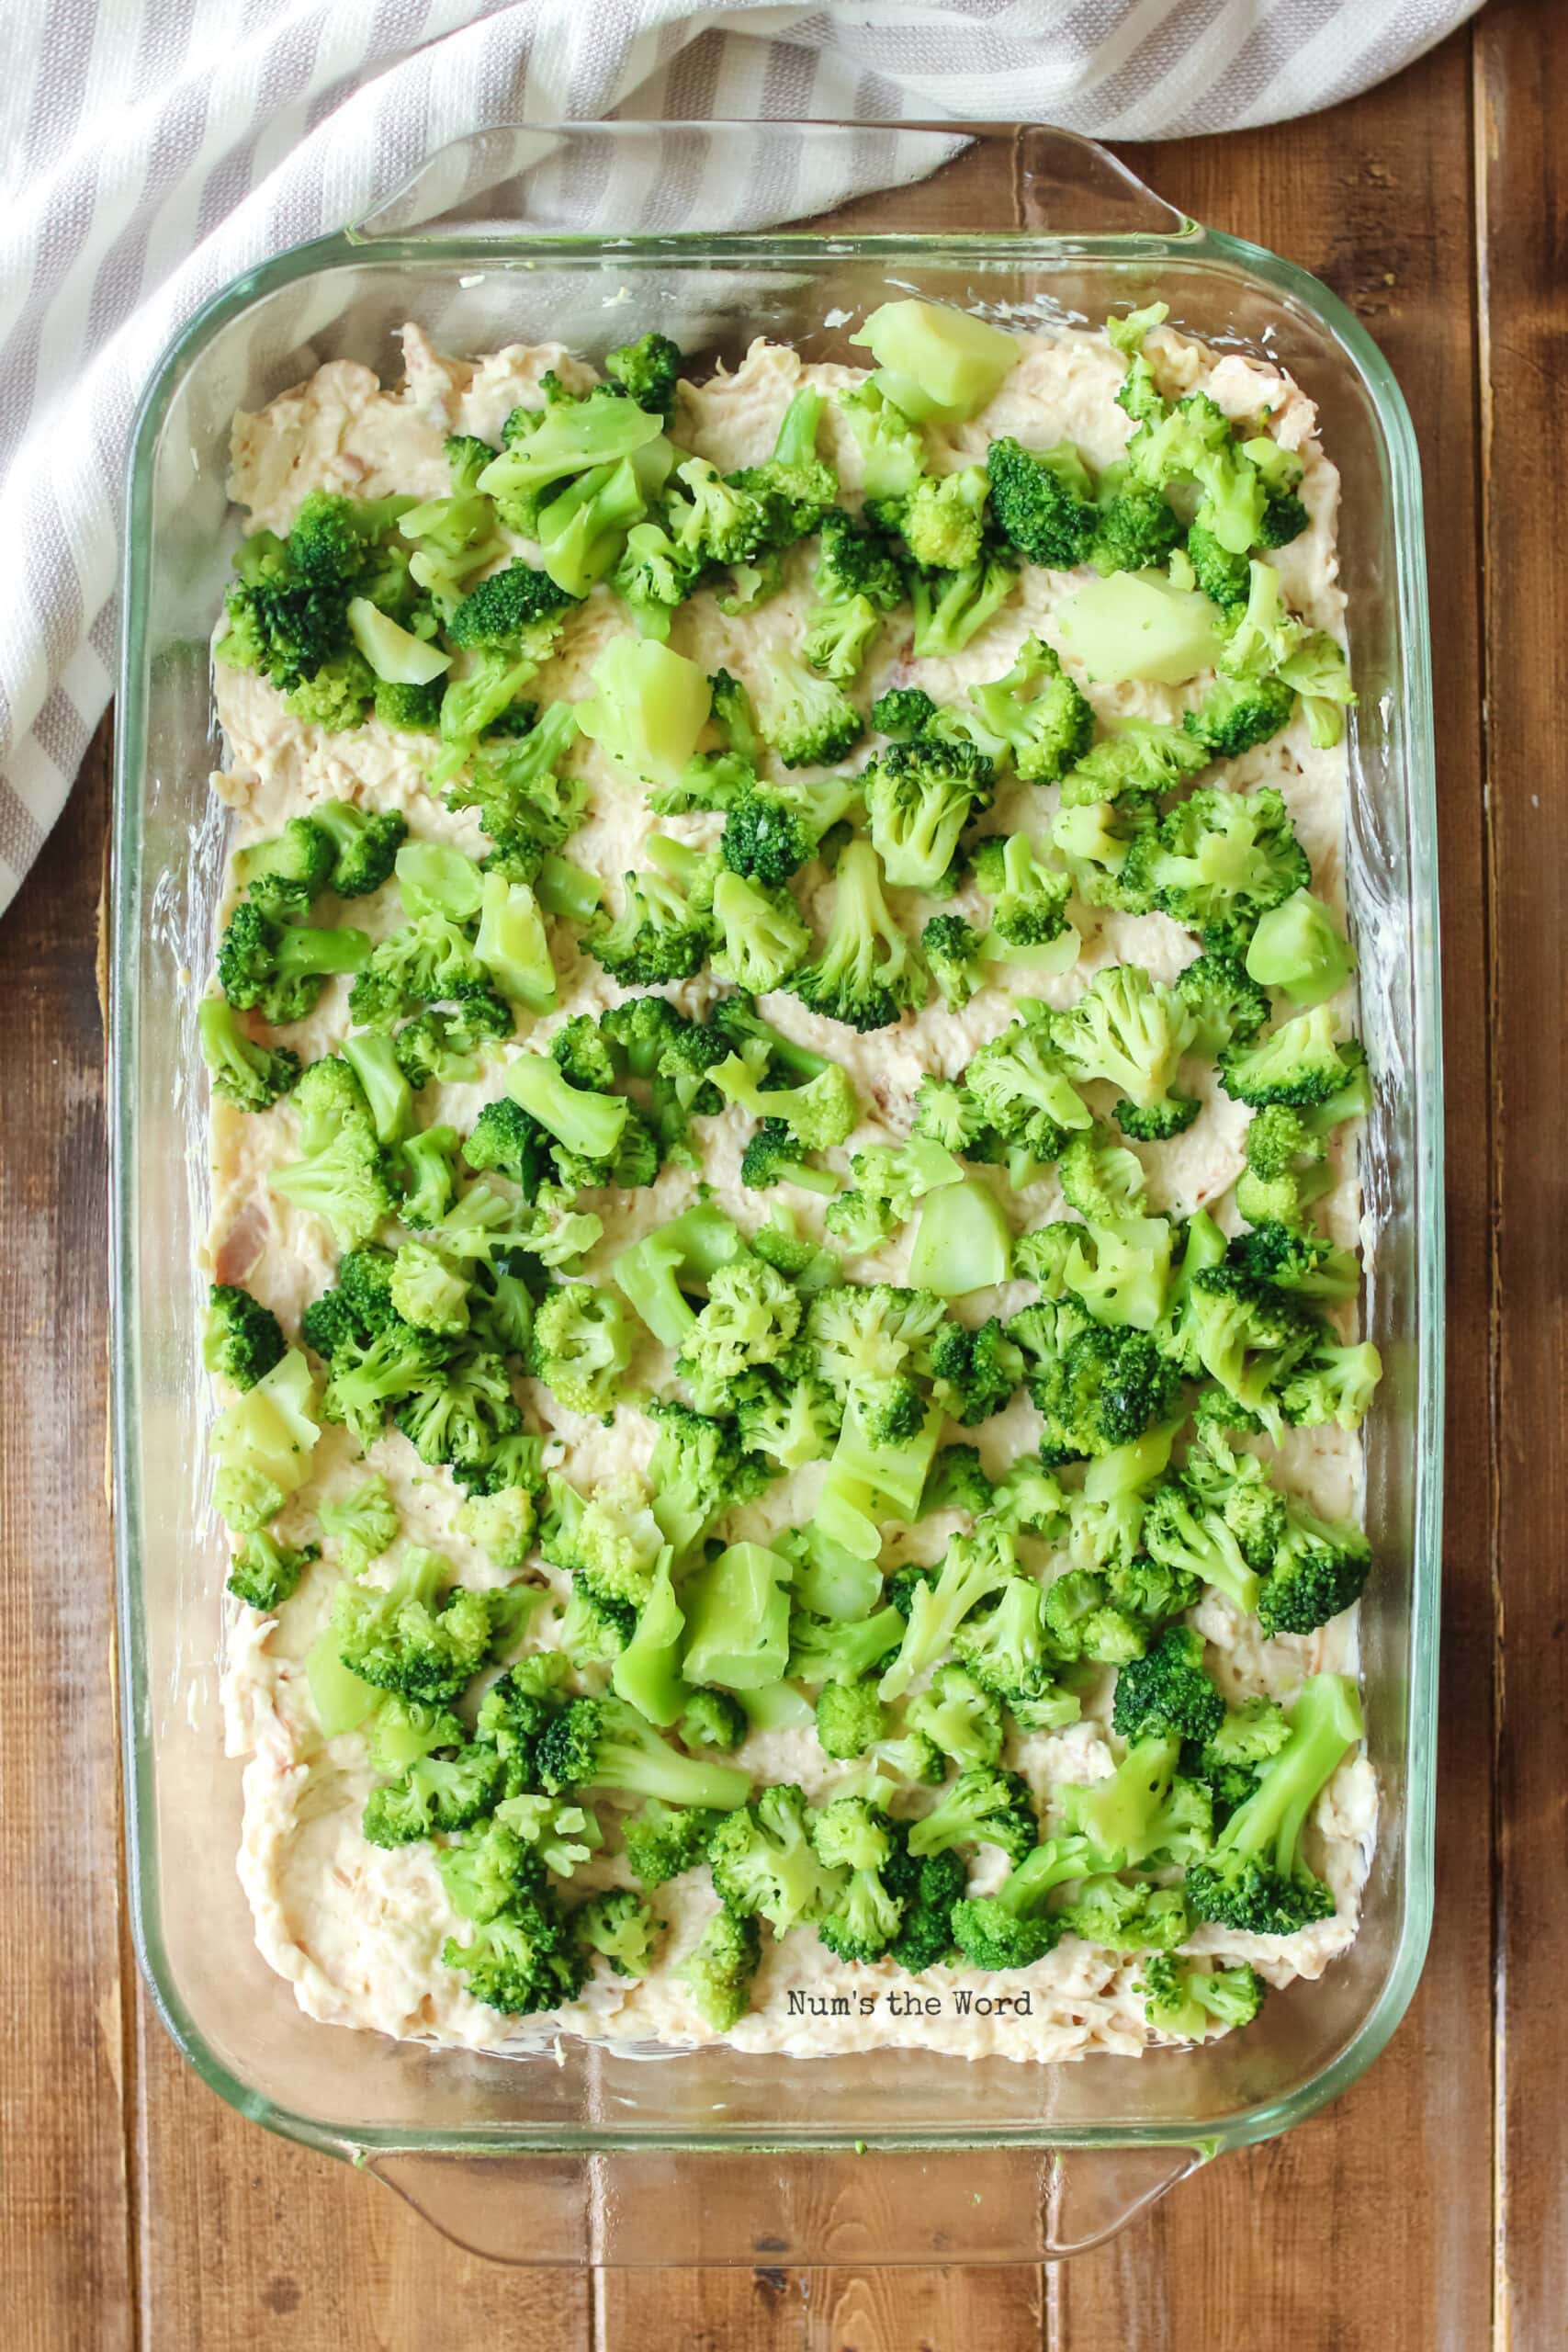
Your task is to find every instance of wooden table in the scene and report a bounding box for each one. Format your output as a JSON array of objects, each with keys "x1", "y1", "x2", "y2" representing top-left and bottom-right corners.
[{"x1": 5, "y1": 5, "x2": 1558, "y2": 2339}]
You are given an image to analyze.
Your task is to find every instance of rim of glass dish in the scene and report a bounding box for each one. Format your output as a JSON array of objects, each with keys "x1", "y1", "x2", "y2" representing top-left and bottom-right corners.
[{"x1": 112, "y1": 181, "x2": 1441, "y2": 2167}]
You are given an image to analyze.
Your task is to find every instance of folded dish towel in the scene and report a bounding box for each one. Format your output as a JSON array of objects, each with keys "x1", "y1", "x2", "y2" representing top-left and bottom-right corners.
[{"x1": 0, "y1": 0, "x2": 1477, "y2": 911}]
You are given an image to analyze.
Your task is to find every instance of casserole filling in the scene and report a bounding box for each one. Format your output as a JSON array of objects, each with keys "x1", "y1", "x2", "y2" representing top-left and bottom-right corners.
[{"x1": 204, "y1": 307, "x2": 1377, "y2": 2062}]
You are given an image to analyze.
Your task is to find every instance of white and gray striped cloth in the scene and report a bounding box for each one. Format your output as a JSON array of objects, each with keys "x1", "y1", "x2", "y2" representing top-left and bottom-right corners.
[{"x1": 0, "y1": 0, "x2": 1477, "y2": 911}]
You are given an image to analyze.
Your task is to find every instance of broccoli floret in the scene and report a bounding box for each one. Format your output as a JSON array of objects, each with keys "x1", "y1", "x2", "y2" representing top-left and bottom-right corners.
[
  {"x1": 862, "y1": 735, "x2": 995, "y2": 893},
  {"x1": 877, "y1": 1521, "x2": 1018, "y2": 1702},
  {"x1": 538, "y1": 1694, "x2": 750, "y2": 1812},
  {"x1": 1088, "y1": 469, "x2": 1183, "y2": 578},
  {"x1": 963, "y1": 1020, "x2": 1088, "y2": 1168},
  {"x1": 1111, "y1": 1626, "x2": 1226, "y2": 1746},
  {"x1": 676, "y1": 1902, "x2": 761, "y2": 2031},
  {"x1": 788, "y1": 838, "x2": 927, "y2": 1032},
  {"x1": 1141, "y1": 1952, "x2": 1267, "y2": 2037},
  {"x1": 750, "y1": 643, "x2": 863, "y2": 771},
  {"x1": 816, "y1": 504, "x2": 906, "y2": 608},
  {"x1": 965, "y1": 637, "x2": 1095, "y2": 784},
  {"x1": 899, "y1": 465, "x2": 989, "y2": 569},
  {"x1": 270, "y1": 1123, "x2": 395, "y2": 1252},
  {"x1": 815, "y1": 1677, "x2": 891, "y2": 1760},
  {"x1": 363, "y1": 1742, "x2": 505, "y2": 1847},
  {"x1": 526, "y1": 1283, "x2": 635, "y2": 1418},
  {"x1": 217, "y1": 900, "x2": 372, "y2": 1027},
  {"x1": 1049, "y1": 963, "x2": 1195, "y2": 1121},
  {"x1": 332, "y1": 1552, "x2": 496, "y2": 1704},
  {"x1": 788, "y1": 1604, "x2": 908, "y2": 1686},
  {"x1": 709, "y1": 1050, "x2": 857, "y2": 1153},
  {"x1": 1184, "y1": 671, "x2": 1296, "y2": 760},
  {"x1": 587, "y1": 848, "x2": 717, "y2": 988},
  {"x1": 1185, "y1": 1674, "x2": 1361, "y2": 1933},
  {"x1": 1177, "y1": 948, "x2": 1270, "y2": 1057},
  {"x1": 310, "y1": 798, "x2": 409, "y2": 897},
  {"x1": 917, "y1": 913, "x2": 984, "y2": 1012},
  {"x1": 559, "y1": 1581, "x2": 636, "y2": 1667},
  {"x1": 927, "y1": 1317, "x2": 1023, "y2": 1427},
  {"x1": 1014, "y1": 1307, "x2": 1183, "y2": 1460},
  {"x1": 837, "y1": 379, "x2": 927, "y2": 505},
  {"x1": 1221, "y1": 1010, "x2": 1366, "y2": 1111},
  {"x1": 442, "y1": 1891, "x2": 587, "y2": 2017},
  {"x1": 317, "y1": 1473, "x2": 400, "y2": 1570},
  {"x1": 1258, "y1": 1503, "x2": 1371, "y2": 1636},
  {"x1": 644, "y1": 1397, "x2": 770, "y2": 1560},
  {"x1": 204, "y1": 1282, "x2": 286, "y2": 1393},
  {"x1": 1186, "y1": 521, "x2": 1253, "y2": 612},
  {"x1": 1058, "y1": 1734, "x2": 1213, "y2": 1871},
  {"x1": 1058, "y1": 1876, "x2": 1190, "y2": 1954},
  {"x1": 226, "y1": 1532, "x2": 319, "y2": 1611},
  {"x1": 391, "y1": 1344, "x2": 525, "y2": 1473},
  {"x1": 197, "y1": 995, "x2": 302, "y2": 1111},
  {"x1": 706, "y1": 1783, "x2": 840, "y2": 1934},
  {"x1": 603, "y1": 330, "x2": 683, "y2": 419},
  {"x1": 1123, "y1": 785, "x2": 1310, "y2": 954},
  {"x1": 971, "y1": 832, "x2": 1075, "y2": 961},
  {"x1": 871, "y1": 684, "x2": 938, "y2": 741},
  {"x1": 905, "y1": 1660, "x2": 1002, "y2": 1768},
  {"x1": 541, "y1": 1471, "x2": 665, "y2": 1609},
  {"x1": 909, "y1": 548, "x2": 1018, "y2": 657},
  {"x1": 674, "y1": 1255, "x2": 802, "y2": 1408},
  {"x1": 572, "y1": 1885, "x2": 660, "y2": 1980},
  {"x1": 622, "y1": 1799, "x2": 723, "y2": 1887},
  {"x1": 1227, "y1": 1221, "x2": 1360, "y2": 1304},
  {"x1": 947, "y1": 1838, "x2": 1092, "y2": 1971},
  {"x1": 809, "y1": 1796, "x2": 908, "y2": 1962},
  {"x1": 985, "y1": 436, "x2": 1096, "y2": 568},
  {"x1": 710, "y1": 868, "x2": 811, "y2": 996},
  {"x1": 906, "y1": 1764, "x2": 1036, "y2": 1864},
  {"x1": 726, "y1": 386, "x2": 837, "y2": 548},
  {"x1": 678, "y1": 1688, "x2": 747, "y2": 1754},
  {"x1": 1274, "y1": 1339, "x2": 1382, "y2": 1433}
]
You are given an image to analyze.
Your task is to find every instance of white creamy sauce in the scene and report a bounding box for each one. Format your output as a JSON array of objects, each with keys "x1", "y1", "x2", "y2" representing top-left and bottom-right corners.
[{"x1": 211, "y1": 321, "x2": 1375, "y2": 2064}]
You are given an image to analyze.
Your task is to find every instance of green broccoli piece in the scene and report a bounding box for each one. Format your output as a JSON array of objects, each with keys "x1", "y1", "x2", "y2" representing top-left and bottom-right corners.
[
  {"x1": 964, "y1": 637, "x2": 1094, "y2": 784},
  {"x1": 908, "y1": 548, "x2": 1018, "y2": 657},
  {"x1": 226, "y1": 1532, "x2": 319, "y2": 1612},
  {"x1": 574, "y1": 1886, "x2": 660, "y2": 1979},
  {"x1": 527, "y1": 1283, "x2": 636, "y2": 1418},
  {"x1": 1122, "y1": 785, "x2": 1310, "y2": 953},
  {"x1": 622, "y1": 1800, "x2": 723, "y2": 1888},
  {"x1": 1184, "y1": 671, "x2": 1296, "y2": 760},
  {"x1": 1220, "y1": 1010, "x2": 1367, "y2": 1110},
  {"x1": 985, "y1": 436, "x2": 1096, "y2": 568},
  {"x1": 1111, "y1": 1626, "x2": 1225, "y2": 1745},
  {"x1": 788, "y1": 837, "x2": 927, "y2": 1033},
  {"x1": 332, "y1": 1552, "x2": 496, "y2": 1704},
  {"x1": 706, "y1": 1783, "x2": 840, "y2": 1934},
  {"x1": 750, "y1": 644, "x2": 863, "y2": 771},
  {"x1": 809, "y1": 1796, "x2": 908, "y2": 1962},
  {"x1": 815, "y1": 1677, "x2": 891, "y2": 1759},
  {"x1": 676, "y1": 1903, "x2": 761, "y2": 2031},
  {"x1": 899, "y1": 465, "x2": 989, "y2": 570},
  {"x1": 871, "y1": 684, "x2": 938, "y2": 741},
  {"x1": 907, "y1": 1765, "x2": 1036, "y2": 1864},
  {"x1": 862, "y1": 735, "x2": 995, "y2": 893},
  {"x1": 204, "y1": 1283, "x2": 285, "y2": 1392},
  {"x1": 538, "y1": 1694, "x2": 750, "y2": 1812},
  {"x1": 1141, "y1": 1952, "x2": 1267, "y2": 2037},
  {"x1": 726, "y1": 386, "x2": 837, "y2": 548},
  {"x1": 604, "y1": 330, "x2": 683, "y2": 419},
  {"x1": 1185, "y1": 1674, "x2": 1361, "y2": 1933},
  {"x1": 643, "y1": 1396, "x2": 771, "y2": 1561},
  {"x1": 442, "y1": 1893, "x2": 587, "y2": 2017},
  {"x1": 197, "y1": 995, "x2": 301, "y2": 1111},
  {"x1": 363, "y1": 1742, "x2": 505, "y2": 1847}
]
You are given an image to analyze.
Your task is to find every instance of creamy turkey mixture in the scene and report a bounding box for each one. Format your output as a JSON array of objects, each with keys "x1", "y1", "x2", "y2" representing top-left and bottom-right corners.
[{"x1": 209, "y1": 318, "x2": 1375, "y2": 2063}]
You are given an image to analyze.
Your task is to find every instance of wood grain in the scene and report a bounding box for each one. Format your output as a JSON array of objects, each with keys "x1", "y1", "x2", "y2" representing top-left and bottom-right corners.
[
  {"x1": 0, "y1": 32, "x2": 1529, "y2": 2344},
  {"x1": 1473, "y1": 2, "x2": 1568, "y2": 2341},
  {"x1": 0, "y1": 723, "x2": 135, "y2": 2352}
]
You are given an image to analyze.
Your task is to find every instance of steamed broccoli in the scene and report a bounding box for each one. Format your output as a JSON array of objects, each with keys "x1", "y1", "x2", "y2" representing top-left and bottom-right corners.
[
  {"x1": 332, "y1": 1551, "x2": 497, "y2": 1704},
  {"x1": 789, "y1": 838, "x2": 927, "y2": 1032},
  {"x1": 1185, "y1": 1674, "x2": 1361, "y2": 1933},
  {"x1": 809, "y1": 1796, "x2": 908, "y2": 1962},
  {"x1": 1111, "y1": 1627, "x2": 1225, "y2": 1746},
  {"x1": 985, "y1": 437, "x2": 1096, "y2": 569},
  {"x1": 527, "y1": 1283, "x2": 636, "y2": 1418},
  {"x1": 623, "y1": 1799, "x2": 723, "y2": 1888},
  {"x1": 226, "y1": 1532, "x2": 319, "y2": 1612},
  {"x1": 862, "y1": 735, "x2": 995, "y2": 892},
  {"x1": 708, "y1": 1783, "x2": 840, "y2": 1934},
  {"x1": 204, "y1": 1283, "x2": 286, "y2": 1392},
  {"x1": 676, "y1": 1903, "x2": 761, "y2": 2031}
]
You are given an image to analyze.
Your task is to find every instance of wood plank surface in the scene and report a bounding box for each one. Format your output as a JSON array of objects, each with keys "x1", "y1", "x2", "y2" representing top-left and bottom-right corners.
[
  {"x1": 0, "y1": 21, "x2": 1538, "y2": 2343},
  {"x1": 1473, "y1": 1, "x2": 1568, "y2": 2342},
  {"x1": 0, "y1": 727, "x2": 136, "y2": 2352}
]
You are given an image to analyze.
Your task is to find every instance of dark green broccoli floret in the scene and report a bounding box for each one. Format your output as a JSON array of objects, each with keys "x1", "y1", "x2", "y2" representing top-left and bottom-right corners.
[
  {"x1": 226, "y1": 1532, "x2": 319, "y2": 1611},
  {"x1": 587, "y1": 849, "x2": 717, "y2": 988},
  {"x1": 928, "y1": 1317, "x2": 1023, "y2": 1428},
  {"x1": 1184, "y1": 672, "x2": 1296, "y2": 759},
  {"x1": 907, "y1": 1765, "x2": 1036, "y2": 1864},
  {"x1": 1185, "y1": 1674, "x2": 1361, "y2": 1933},
  {"x1": 1111, "y1": 1626, "x2": 1225, "y2": 1746},
  {"x1": 1177, "y1": 948, "x2": 1270, "y2": 1056},
  {"x1": 442, "y1": 1891, "x2": 587, "y2": 2017},
  {"x1": 311, "y1": 798, "x2": 408, "y2": 897},
  {"x1": 204, "y1": 1282, "x2": 285, "y2": 1391},
  {"x1": 1258, "y1": 1504, "x2": 1371, "y2": 1635},
  {"x1": 217, "y1": 900, "x2": 371, "y2": 1025},
  {"x1": 886, "y1": 1844, "x2": 965, "y2": 1972},
  {"x1": 985, "y1": 436, "x2": 1096, "y2": 568},
  {"x1": 919, "y1": 913, "x2": 985, "y2": 1012},
  {"x1": 726, "y1": 387, "x2": 837, "y2": 548},
  {"x1": 947, "y1": 1838, "x2": 1090, "y2": 1970},
  {"x1": 1141, "y1": 1951, "x2": 1267, "y2": 2037},
  {"x1": 909, "y1": 548, "x2": 1019, "y2": 658},
  {"x1": 604, "y1": 330, "x2": 684, "y2": 420},
  {"x1": 872, "y1": 684, "x2": 938, "y2": 741},
  {"x1": 622, "y1": 1799, "x2": 723, "y2": 1888},
  {"x1": 1088, "y1": 468, "x2": 1182, "y2": 577},
  {"x1": 644, "y1": 1396, "x2": 771, "y2": 1560},
  {"x1": 676, "y1": 1902, "x2": 761, "y2": 2031},
  {"x1": 1187, "y1": 520, "x2": 1252, "y2": 611},
  {"x1": 549, "y1": 1013, "x2": 617, "y2": 1094},
  {"x1": 538, "y1": 1695, "x2": 750, "y2": 1812}
]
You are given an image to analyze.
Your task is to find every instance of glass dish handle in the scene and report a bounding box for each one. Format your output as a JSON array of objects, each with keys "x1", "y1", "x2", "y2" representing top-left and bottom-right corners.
[
  {"x1": 363, "y1": 2141, "x2": 1207, "y2": 2267},
  {"x1": 350, "y1": 121, "x2": 1193, "y2": 243}
]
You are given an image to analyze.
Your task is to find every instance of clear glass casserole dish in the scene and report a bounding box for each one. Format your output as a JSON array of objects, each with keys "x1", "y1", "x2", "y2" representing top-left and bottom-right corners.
[{"x1": 110, "y1": 121, "x2": 1441, "y2": 2267}]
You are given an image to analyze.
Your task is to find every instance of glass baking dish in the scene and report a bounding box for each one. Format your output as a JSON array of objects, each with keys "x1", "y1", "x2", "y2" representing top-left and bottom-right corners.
[{"x1": 110, "y1": 121, "x2": 1440, "y2": 2267}]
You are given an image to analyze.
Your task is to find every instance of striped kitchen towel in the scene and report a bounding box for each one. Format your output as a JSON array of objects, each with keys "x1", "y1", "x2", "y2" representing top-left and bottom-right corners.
[{"x1": 0, "y1": 0, "x2": 1478, "y2": 910}]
